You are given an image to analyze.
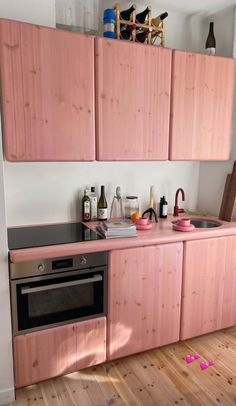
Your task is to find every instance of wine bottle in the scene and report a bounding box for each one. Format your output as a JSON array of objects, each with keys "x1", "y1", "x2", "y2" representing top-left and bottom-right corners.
[
  {"x1": 82, "y1": 188, "x2": 91, "y2": 222},
  {"x1": 135, "y1": 6, "x2": 151, "y2": 24},
  {"x1": 120, "y1": 4, "x2": 136, "y2": 21},
  {"x1": 136, "y1": 29, "x2": 150, "y2": 43},
  {"x1": 97, "y1": 185, "x2": 108, "y2": 221},
  {"x1": 159, "y1": 196, "x2": 168, "y2": 218},
  {"x1": 90, "y1": 186, "x2": 97, "y2": 221},
  {"x1": 120, "y1": 4, "x2": 136, "y2": 40},
  {"x1": 205, "y1": 22, "x2": 216, "y2": 55},
  {"x1": 120, "y1": 25, "x2": 133, "y2": 40},
  {"x1": 151, "y1": 12, "x2": 168, "y2": 28}
]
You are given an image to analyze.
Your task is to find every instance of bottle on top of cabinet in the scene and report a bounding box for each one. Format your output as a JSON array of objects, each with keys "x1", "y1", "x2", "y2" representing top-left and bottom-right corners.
[
  {"x1": 159, "y1": 196, "x2": 168, "y2": 218},
  {"x1": 82, "y1": 188, "x2": 91, "y2": 222},
  {"x1": 90, "y1": 186, "x2": 97, "y2": 221},
  {"x1": 97, "y1": 186, "x2": 108, "y2": 221}
]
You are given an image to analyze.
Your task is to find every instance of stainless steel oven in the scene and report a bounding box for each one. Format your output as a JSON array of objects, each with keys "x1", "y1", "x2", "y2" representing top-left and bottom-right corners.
[{"x1": 10, "y1": 251, "x2": 107, "y2": 335}]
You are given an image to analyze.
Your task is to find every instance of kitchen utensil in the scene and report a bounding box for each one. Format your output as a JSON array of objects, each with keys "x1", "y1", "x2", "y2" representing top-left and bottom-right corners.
[
  {"x1": 219, "y1": 161, "x2": 236, "y2": 221},
  {"x1": 142, "y1": 185, "x2": 158, "y2": 223},
  {"x1": 136, "y1": 222, "x2": 152, "y2": 230}
]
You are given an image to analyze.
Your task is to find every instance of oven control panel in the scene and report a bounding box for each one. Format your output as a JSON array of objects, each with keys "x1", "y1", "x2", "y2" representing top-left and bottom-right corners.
[{"x1": 10, "y1": 251, "x2": 108, "y2": 279}]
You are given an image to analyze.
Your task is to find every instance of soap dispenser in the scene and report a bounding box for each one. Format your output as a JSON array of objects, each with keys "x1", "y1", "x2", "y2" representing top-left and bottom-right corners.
[{"x1": 159, "y1": 196, "x2": 168, "y2": 218}]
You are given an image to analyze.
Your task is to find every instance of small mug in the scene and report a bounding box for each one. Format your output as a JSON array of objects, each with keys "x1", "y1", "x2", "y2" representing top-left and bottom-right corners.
[
  {"x1": 135, "y1": 217, "x2": 148, "y2": 226},
  {"x1": 177, "y1": 218, "x2": 191, "y2": 227}
]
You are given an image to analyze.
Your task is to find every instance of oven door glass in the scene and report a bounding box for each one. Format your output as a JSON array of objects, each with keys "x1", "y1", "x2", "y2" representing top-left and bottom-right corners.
[{"x1": 14, "y1": 268, "x2": 105, "y2": 333}]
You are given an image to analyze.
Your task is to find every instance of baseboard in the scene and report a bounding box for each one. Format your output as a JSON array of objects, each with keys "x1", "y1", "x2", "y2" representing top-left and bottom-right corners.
[{"x1": 0, "y1": 388, "x2": 15, "y2": 405}]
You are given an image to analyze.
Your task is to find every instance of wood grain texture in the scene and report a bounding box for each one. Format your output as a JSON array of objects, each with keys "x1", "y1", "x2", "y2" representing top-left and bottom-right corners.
[
  {"x1": 95, "y1": 37, "x2": 172, "y2": 161},
  {"x1": 7, "y1": 326, "x2": 236, "y2": 406},
  {"x1": 181, "y1": 236, "x2": 236, "y2": 340},
  {"x1": 9, "y1": 215, "x2": 236, "y2": 263},
  {"x1": 169, "y1": 51, "x2": 235, "y2": 160},
  {"x1": 14, "y1": 317, "x2": 106, "y2": 388},
  {"x1": 0, "y1": 19, "x2": 95, "y2": 161},
  {"x1": 108, "y1": 243, "x2": 183, "y2": 360}
]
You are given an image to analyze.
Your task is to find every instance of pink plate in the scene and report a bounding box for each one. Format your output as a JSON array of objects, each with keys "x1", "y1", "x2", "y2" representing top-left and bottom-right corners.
[
  {"x1": 173, "y1": 224, "x2": 195, "y2": 232},
  {"x1": 136, "y1": 223, "x2": 152, "y2": 230}
]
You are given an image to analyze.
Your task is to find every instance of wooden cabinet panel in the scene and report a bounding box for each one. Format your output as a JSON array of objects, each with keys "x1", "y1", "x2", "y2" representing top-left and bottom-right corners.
[
  {"x1": 170, "y1": 51, "x2": 235, "y2": 160},
  {"x1": 108, "y1": 243, "x2": 183, "y2": 360},
  {"x1": 76, "y1": 317, "x2": 106, "y2": 370},
  {"x1": 0, "y1": 19, "x2": 95, "y2": 161},
  {"x1": 95, "y1": 37, "x2": 172, "y2": 161},
  {"x1": 181, "y1": 236, "x2": 236, "y2": 340},
  {"x1": 14, "y1": 317, "x2": 106, "y2": 388}
]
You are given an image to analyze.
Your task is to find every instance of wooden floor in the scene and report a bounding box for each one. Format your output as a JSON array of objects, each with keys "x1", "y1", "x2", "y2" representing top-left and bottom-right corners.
[{"x1": 8, "y1": 327, "x2": 236, "y2": 405}]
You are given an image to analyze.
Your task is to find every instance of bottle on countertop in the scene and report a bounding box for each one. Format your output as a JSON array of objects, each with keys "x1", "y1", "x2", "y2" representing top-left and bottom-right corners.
[
  {"x1": 90, "y1": 186, "x2": 97, "y2": 221},
  {"x1": 205, "y1": 22, "x2": 216, "y2": 55},
  {"x1": 159, "y1": 196, "x2": 168, "y2": 218},
  {"x1": 82, "y1": 188, "x2": 91, "y2": 222},
  {"x1": 97, "y1": 185, "x2": 108, "y2": 221}
]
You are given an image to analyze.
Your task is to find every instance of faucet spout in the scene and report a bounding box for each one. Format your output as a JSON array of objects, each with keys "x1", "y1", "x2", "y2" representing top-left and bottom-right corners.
[{"x1": 173, "y1": 188, "x2": 185, "y2": 216}]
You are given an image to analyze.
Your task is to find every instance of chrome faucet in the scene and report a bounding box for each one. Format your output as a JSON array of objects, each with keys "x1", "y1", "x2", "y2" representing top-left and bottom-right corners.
[{"x1": 173, "y1": 188, "x2": 185, "y2": 216}]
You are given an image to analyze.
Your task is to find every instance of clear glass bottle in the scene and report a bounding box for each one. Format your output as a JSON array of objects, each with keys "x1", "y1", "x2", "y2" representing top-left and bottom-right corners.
[{"x1": 90, "y1": 186, "x2": 97, "y2": 221}]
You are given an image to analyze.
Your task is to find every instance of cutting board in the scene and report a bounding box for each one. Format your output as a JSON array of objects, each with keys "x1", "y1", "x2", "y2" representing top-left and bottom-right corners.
[{"x1": 219, "y1": 162, "x2": 236, "y2": 221}]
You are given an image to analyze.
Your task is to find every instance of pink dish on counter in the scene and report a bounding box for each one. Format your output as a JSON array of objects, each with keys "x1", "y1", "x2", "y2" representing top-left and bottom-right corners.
[
  {"x1": 136, "y1": 222, "x2": 152, "y2": 230},
  {"x1": 173, "y1": 223, "x2": 195, "y2": 232},
  {"x1": 135, "y1": 217, "x2": 149, "y2": 226}
]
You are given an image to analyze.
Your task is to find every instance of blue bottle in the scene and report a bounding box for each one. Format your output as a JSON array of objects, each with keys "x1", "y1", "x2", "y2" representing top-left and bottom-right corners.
[{"x1": 103, "y1": 9, "x2": 116, "y2": 39}]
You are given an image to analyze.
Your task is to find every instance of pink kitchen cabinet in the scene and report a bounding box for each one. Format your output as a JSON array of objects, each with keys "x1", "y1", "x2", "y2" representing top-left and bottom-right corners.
[
  {"x1": 181, "y1": 236, "x2": 236, "y2": 340},
  {"x1": 0, "y1": 19, "x2": 95, "y2": 161},
  {"x1": 170, "y1": 50, "x2": 235, "y2": 160},
  {"x1": 107, "y1": 243, "x2": 183, "y2": 360},
  {"x1": 13, "y1": 317, "x2": 106, "y2": 388},
  {"x1": 95, "y1": 37, "x2": 172, "y2": 161}
]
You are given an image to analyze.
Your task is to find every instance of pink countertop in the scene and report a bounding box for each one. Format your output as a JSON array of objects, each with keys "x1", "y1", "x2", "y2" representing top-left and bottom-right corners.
[{"x1": 9, "y1": 216, "x2": 236, "y2": 263}]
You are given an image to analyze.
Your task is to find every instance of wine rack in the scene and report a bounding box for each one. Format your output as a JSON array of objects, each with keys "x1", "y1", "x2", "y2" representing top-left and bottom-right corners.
[{"x1": 114, "y1": 3, "x2": 165, "y2": 46}]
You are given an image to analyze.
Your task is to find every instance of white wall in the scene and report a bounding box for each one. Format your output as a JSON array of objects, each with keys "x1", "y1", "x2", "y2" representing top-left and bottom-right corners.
[
  {"x1": 0, "y1": 123, "x2": 14, "y2": 405},
  {"x1": 0, "y1": 0, "x2": 56, "y2": 26}
]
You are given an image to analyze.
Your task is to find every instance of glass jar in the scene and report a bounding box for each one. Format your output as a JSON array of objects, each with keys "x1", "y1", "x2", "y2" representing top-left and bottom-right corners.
[{"x1": 125, "y1": 196, "x2": 139, "y2": 218}]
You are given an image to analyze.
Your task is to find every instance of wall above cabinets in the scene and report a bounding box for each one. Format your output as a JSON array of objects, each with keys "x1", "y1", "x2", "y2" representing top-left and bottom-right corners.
[{"x1": 0, "y1": 19, "x2": 235, "y2": 162}]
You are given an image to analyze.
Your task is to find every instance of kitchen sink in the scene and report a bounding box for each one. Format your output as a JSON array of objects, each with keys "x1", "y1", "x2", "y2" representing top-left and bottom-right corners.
[{"x1": 172, "y1": 218, "x2": 222, "y2": 228}]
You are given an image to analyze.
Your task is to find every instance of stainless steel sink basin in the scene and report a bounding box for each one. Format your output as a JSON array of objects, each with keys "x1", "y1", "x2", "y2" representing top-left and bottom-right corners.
[
  {"x1": 172, "y1": 218, "x2": 222, "y2": 228},
  {"x1": 190, "y1": 219, "x2": 222, "y2": 228}
]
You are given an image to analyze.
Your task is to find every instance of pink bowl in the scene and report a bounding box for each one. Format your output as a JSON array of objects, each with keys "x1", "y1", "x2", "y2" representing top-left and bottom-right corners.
[
  {"x1": 177, "y1": 218, "x2": 191, "y2": 227},
  {"x1": 135, "y1": 217, "x2": 148, "y2": 226}
]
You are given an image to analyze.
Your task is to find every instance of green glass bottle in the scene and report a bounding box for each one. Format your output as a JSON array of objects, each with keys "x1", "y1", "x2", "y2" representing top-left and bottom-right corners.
[{"x1": 82, "y1": 188, "x2": 91, "y2": 222}]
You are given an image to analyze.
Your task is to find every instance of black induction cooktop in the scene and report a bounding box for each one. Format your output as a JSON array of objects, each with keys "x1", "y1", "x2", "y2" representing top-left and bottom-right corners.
[{"x1": 7, "y1": 222, "x2": 102, "y2": 250}]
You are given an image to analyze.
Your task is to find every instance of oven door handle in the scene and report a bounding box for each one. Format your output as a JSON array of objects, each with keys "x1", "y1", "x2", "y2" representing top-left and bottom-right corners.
[{"x1": 21, "y1": 275, "x2": 103, "y2": 295}]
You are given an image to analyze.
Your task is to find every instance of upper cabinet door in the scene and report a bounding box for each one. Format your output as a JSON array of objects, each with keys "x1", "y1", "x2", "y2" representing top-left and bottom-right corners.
[
  {"x1": 95, "y1": 38, "x2": 172, "y2": 161},
  {"x1": 0, "y1": 19, "x2": 95, "y2": 161},
  {"x1": 170, "y1": 51, "x2": 235, "y2": 160}
]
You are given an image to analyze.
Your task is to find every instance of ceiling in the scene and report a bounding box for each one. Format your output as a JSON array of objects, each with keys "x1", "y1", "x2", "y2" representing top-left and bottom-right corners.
[{"x1": 156, "y1": 0, "x2": 236, "y2": 13}]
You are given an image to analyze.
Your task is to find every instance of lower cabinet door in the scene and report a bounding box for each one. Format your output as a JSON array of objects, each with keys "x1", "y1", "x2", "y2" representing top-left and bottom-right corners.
[
  {"x1": 13, "y1": 317, "x2": 106, "y2": 388},
  {"x1": 181, "y1": 236, "x2": 236, "y2": 340},
  {"x1": 108, "y1": 243, "x2": 183, "y2": 360}
]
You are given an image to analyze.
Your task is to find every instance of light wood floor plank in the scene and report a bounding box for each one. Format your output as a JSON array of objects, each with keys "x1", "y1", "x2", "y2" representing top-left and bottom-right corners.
[{"x1": 6, "y1": 328, "x2": 236, "y2": 406}]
